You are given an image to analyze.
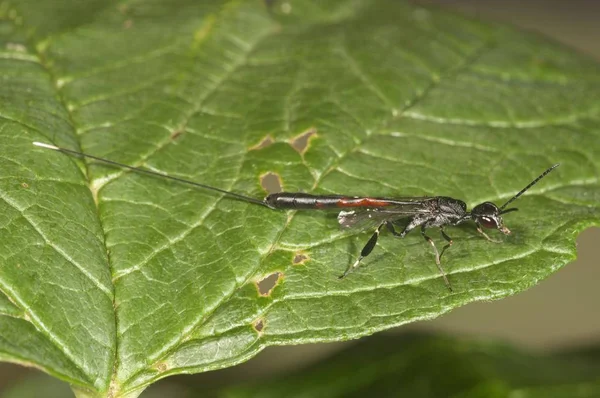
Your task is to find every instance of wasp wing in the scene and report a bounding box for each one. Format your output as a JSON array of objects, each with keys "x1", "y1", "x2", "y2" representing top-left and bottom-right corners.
[{"x1": 337, "y1": 199, "x2": 433, "y2": 231}]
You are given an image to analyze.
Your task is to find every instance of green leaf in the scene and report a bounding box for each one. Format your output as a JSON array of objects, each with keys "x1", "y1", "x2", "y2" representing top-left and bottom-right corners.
[
  {"x1": 0, "y1": 0, "x2": 598, "y2": 396},
  {"x1": 216, "y1": 334, "x2": 600, "y2": 398}
]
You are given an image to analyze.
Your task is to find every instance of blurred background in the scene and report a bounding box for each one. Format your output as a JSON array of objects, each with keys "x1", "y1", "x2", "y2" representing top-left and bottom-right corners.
[{"x1": 1, "y1": 0, "x2": 598, "y2": 396}]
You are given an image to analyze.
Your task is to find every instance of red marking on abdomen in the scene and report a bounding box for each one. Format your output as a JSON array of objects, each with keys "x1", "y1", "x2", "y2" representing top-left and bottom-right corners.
[{"x1": 337, "y1": 198, "x2": 392, "y2": 208}]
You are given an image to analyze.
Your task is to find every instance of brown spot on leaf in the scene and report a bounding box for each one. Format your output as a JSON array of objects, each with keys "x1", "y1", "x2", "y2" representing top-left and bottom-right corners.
[
  {"x1": 21, "y1": 182, "x2": 29, "y2": 188},
  {"x1": 260, "y1": 172, "x2": 282, "y2": 194},
  {"x1": 290, "y1": 128, "x2": 317, "y2": 154},
  {"x1": 154, "y1": 362, "x2": 168, "y2": 372},
  {"x1": 249, "y1": 135, "x2": 274, "y2": 151},
  {"x1": 170, "y1": 129, "x2": 184, "y2": 140},
  {"x1": 253, "y1": 318, "x2": 264, "y2": 333},
  {"x1": 293, "y1": 252, "x2": 309, "y2": 265},
  {"x1": 256, "y1": 272, "x2": 282, "y2": 296},
  {"x1": 123, "y1": 19, "x2": 133, "y2": 29}
]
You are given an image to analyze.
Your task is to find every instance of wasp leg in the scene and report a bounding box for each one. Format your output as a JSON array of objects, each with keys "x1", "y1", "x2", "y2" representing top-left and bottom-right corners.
[
  {"x1": 393, "y1": 215, "x2": 429, "y2": 238},
  {"x1": 339, "y1": 222, "x2": 385, "y2": 279},
  {"x1": 476, "y1": 223, "x2": 502, "y2": 243},
  {"x1": 439, "y1": 227, "x2": 453, "y2": 261},
  {"x1": 421, "y1": 225, "x2": 452, "y2": 292},
  {"x1": 386, "y1": 221, "x2": 402, "y2": 236}
]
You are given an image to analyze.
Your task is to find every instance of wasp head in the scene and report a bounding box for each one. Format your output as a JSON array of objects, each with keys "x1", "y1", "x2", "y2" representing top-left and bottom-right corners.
[{"x1": 471, "y1": 202, "x2": 516, "y2": 235}]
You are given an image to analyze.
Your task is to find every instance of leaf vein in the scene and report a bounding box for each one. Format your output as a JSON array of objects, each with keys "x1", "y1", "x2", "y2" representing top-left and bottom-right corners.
[{"x1": 0, "y1": 193, "x2": 112, "y2": 297}]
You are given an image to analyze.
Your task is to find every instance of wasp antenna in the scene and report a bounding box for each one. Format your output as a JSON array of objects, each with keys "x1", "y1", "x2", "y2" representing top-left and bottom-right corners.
[
  {"x1": 32, "y1": 141, "x2": 269, "y2": 208},
  {"x1": 499, "y1": 164, "x2": 560, "y2": 210},
  {"x1": 33, "y1": 141, "x2": 61, "y2": 150}
]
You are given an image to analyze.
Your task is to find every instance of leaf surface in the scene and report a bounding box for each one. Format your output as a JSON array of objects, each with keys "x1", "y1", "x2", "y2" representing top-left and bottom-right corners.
[{"x1": 0, "y1": 0, "x2": 598, "y2": 396}]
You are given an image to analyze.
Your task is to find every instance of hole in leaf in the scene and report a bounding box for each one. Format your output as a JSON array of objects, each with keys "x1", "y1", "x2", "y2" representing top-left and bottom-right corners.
[
  {"x1": 249, "y1": 135, "x2": 274, "y2": 151},
  {"x1": 253, "y1": 318, "x2": 264, "y2": 333},
  {"x1": 261, "y1": 172, "x2": 282, "y2": 194},
  {"x1": 256, "y1": 272, "x2": 282, "y2": 296},
  {"x1": 293, "y1": 252, "x2": 309, "y2": 265},
  {"x1": 290, "y1": 128, "x2": 317, "y2": 154}
]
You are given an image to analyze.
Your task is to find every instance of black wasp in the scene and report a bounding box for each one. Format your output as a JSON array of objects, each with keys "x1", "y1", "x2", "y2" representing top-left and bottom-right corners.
[{"x1": 33, "y1": 142, "x2": 559, "y2": 291}]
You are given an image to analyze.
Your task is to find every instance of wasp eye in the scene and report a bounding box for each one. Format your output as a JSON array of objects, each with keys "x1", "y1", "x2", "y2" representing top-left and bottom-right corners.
[{"x1": 479, "y1": 216, "x2": 498, "y2": 229}]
